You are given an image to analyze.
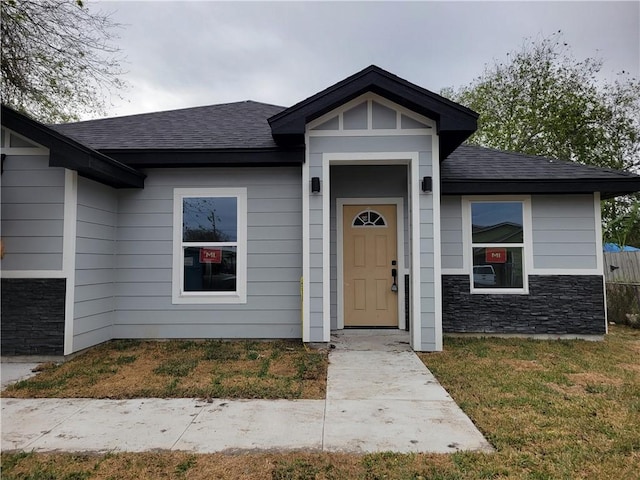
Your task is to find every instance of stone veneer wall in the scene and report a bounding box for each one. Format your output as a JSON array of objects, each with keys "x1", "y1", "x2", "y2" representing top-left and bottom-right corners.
[
  {"x1": 1, "y1": 279, "x2": 66, "y2": 355},
  {"x1": 442, "y1": 275, "x2": 605, "y2": 335}
]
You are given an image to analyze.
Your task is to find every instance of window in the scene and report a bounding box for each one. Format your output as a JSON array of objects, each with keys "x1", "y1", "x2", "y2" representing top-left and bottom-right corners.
[
  {"x1": 172, "y1": 188, "x2": 247, "y2": 304},
  {"x1": 469, "y1": 200, "x2": 526, "y2": 293},
  {"x1": 352, "y1": 209, "x2": 387, "y2": 227}
]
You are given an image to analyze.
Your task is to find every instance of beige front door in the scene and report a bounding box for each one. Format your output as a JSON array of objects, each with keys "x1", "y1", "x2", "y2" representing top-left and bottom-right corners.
[{"x1": 343, "y1": 204, "x2": 398, "y2": 327}]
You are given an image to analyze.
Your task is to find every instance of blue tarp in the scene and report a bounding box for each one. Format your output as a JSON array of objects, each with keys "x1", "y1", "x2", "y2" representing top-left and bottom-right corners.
[{"x1": 603, "y1": 243, "x2": 640, "y2": 252}]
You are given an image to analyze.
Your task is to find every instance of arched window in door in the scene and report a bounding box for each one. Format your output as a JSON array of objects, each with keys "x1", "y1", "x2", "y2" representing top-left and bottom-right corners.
[{"x1": 352, "y1": 209, "x2": 387, "y2": 227}]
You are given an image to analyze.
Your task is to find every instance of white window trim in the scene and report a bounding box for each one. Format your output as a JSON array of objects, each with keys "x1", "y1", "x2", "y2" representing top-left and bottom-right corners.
[
  {"x1": 462, "y1": 196, "x2": 532, "y2": 295},
  {"x1": 172, "y1": 187, "x2": 247, "y2": 304}
]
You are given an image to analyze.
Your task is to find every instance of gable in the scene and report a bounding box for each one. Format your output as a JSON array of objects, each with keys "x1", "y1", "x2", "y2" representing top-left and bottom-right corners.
[
  {"x1": 308, "y1": 93, "x2": 435, "y2": 135},
  {"x1": 269, "y1": 65, "x2": 478, "y2": 159}
]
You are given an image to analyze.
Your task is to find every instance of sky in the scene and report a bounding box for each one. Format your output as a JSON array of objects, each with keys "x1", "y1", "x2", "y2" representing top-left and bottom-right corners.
[{"x1": 91, "y1": 1, "x2": 640, "y2": 119}]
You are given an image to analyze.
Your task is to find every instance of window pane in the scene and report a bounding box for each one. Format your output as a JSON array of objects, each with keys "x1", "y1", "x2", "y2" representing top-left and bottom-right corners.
[
  {"x1": 471, "y1": 202, "x2": 523, "y2": 243},
  {"x1": 183, "y1": 197, "x2": 237, "y2": 242},
  {"x1": 472, "y1": 247, "x2": 524, "y2": 289},
  {"x1": 183, "y1": 246, "x2": 237, "y2": 292}
]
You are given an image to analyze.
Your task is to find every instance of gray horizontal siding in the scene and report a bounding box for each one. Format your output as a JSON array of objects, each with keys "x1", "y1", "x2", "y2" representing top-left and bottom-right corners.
[
  {"x1": 532, "y1": 195, "x2": 598, "y2": 270},
  {"x1": 440, "y1": 196, "x2": 463, "y2": 270},
  {"x1": 114, "y1": 322, "x2": 301, "y2": 340},
  {"x1": 0, "y1": 155, "x2": 64, "y2": 271},
  {"x1": 115, "y1": 167, "x2": 303, "y2": 339},
  {"x1": 73, "y1": 177, "x2": 117, "y2": 350}
]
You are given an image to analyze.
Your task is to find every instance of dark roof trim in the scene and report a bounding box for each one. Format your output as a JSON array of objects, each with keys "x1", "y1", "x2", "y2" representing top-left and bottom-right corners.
[
  {"x1": 1, "y1": 105, "x2": 145, "y2": 188},
  {"x1": 268, "y1": 65, "x2": 478, "y2": 160},
  {"x1": 101, "y1": 147, "x2": 304, "y2": 168},
  {"x1": 441, "y1": 179, "x2": 640, "y2": 199}
]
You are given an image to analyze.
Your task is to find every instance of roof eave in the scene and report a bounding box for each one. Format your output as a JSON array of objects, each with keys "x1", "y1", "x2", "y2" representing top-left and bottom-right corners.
[
  {"x1": 2, "y1": 105, "x2": 145, "y2": 188},
  {"x1": 441, "y1": 178, "x2": 640, "y2": 199},
  {"x1": 100, "y1": 147, "x2": 305, "y2": 168}
]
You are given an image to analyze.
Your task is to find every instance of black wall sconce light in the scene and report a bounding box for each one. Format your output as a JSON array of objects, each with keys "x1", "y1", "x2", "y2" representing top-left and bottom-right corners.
[
  {"x1": 311, "y1": 177, "x2": 321, "y2": 193},
  {"x1": 421, "y1": 176, "x2": 432, "y2": 193}
]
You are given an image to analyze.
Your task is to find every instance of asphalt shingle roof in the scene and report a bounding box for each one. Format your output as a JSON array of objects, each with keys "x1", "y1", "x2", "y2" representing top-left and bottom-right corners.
[
  {"x1": 51, "y1": 100, "x2": 640, "y2": 197},
  {"x1": 52, "y1": 101, "x2": 286, "y2": 150},
  {"x1": 443, "y1": 144, "x2": 639, "y2": 181}
]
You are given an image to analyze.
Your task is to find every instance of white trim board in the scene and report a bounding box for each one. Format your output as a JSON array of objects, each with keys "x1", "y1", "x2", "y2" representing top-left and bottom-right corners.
[
  {"x1": 63, "y1": 169, "x2": 78, "y2": 355},
  {"x1": 431, "y1": 133, "x2": 443, "y2": 351},
  {"x1": 1, "y1": 270, "x2": 66, "y2": 279},
  {"x1": 302, "y1": 131, "x2": 311, "y2": 343},
  {"x1": 336, "y1": 197, "x2": 406, "y2": 331}
]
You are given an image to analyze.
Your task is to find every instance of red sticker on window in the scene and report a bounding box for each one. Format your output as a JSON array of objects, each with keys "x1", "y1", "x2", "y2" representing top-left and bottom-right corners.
[
  {"x1": 200, "y1": 248, "x2": 222, "y2": 263},
  {"x1": 485, "y1": 248, "x2": 507, "y2": 263}
]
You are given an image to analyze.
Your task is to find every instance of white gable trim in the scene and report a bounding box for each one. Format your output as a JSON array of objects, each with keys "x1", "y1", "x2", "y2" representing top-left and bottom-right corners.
[
  {"x1": 1, "y1": 127, "x2": 49, "y2": 156},
  {"x1": 308, "y1": 92, "x2": 436, "y2": 136}
]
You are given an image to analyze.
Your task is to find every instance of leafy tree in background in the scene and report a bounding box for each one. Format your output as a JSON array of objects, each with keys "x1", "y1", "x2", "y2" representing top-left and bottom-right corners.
[
  {"x1": 1, "y1": 0, "x2": 126, "y2": 123},
  {"x1": 442, "y1": 31, "x2": 640, "y2": 246}
]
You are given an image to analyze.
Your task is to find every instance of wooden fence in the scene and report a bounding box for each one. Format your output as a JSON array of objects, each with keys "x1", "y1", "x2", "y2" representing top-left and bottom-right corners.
[{"x1": 604, "y1": 252, "x2": 640, "y2": 284}]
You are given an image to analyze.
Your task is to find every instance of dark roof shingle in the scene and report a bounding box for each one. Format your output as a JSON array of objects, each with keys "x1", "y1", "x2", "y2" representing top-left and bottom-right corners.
[
  {"x1": 443, "y1": 144, "x2": 638, "y2": 180},
  {"x1": 442, "y1": 144, "x2": 640, "y2": 198},
  {"x1": 52, "y1": 101, "x2": 285, "y2": 150}
]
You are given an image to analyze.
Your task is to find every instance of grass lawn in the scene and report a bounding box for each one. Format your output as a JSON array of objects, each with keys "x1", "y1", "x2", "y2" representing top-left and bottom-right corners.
[
  {"x1": 1, "y1": 339, "x2": 327, "y2": 399},
  {"x1": 2, "y1": 326, "x2": 639, "y2": 479}
]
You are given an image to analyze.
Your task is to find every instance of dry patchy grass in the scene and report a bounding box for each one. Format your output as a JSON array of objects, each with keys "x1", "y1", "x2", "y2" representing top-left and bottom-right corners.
[
  {"x1": 418, "y1": 324, "x2": 640, "y2": 479},
  {"x1": 2, "y1": 326, "x2": 639, "y2": 479},
  {"x1": 2, "y1": 339, "x2": 327, "y2": 400},
  {"x1": 0, "y1": 451, "x2": 515, "y2": 480}
]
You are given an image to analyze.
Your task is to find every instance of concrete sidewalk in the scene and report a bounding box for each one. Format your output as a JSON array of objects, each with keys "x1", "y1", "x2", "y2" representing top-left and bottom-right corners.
[{"x1": 1, "y1": 331, "x2": 492, "y2": 454}]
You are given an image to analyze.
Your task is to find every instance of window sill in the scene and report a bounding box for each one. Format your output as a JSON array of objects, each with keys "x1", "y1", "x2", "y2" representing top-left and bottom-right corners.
[
  {"x1": 470, "y1": 288, "x2": 529, "y2": 295},
  {"x1": 172, "y1": 292, "x2": 247, "y2": 305}
]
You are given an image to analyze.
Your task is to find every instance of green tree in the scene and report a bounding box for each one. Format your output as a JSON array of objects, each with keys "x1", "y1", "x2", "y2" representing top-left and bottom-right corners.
[
  {"x1": 442, "y1": 32, "x2": 640, "y2": 245},
  {"x1": 1, "y1": 0, "x2": 126, "y2": 122}
]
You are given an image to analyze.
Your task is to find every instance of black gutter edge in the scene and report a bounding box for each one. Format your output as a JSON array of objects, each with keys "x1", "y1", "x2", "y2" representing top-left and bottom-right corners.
[
  {"x1": 100, "y1": 147, "x2": 305, "y2": 168},
  {"x1": 2, "y1": 105, "x2": 145, "y2": 188},
  {"x1": 441, "y1": 178, "x2": 640, "y2": 199}
]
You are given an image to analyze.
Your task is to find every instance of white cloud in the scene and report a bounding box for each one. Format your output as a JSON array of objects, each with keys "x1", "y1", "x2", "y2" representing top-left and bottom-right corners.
[{"x1": 91, "y1": 0, "x2": 639, "y2": 119}]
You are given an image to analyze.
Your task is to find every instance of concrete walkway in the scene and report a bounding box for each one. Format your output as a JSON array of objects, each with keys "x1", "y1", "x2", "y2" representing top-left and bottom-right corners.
[{"x1": 1, "y1": 331, "x2": 492, "y2": 454}]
